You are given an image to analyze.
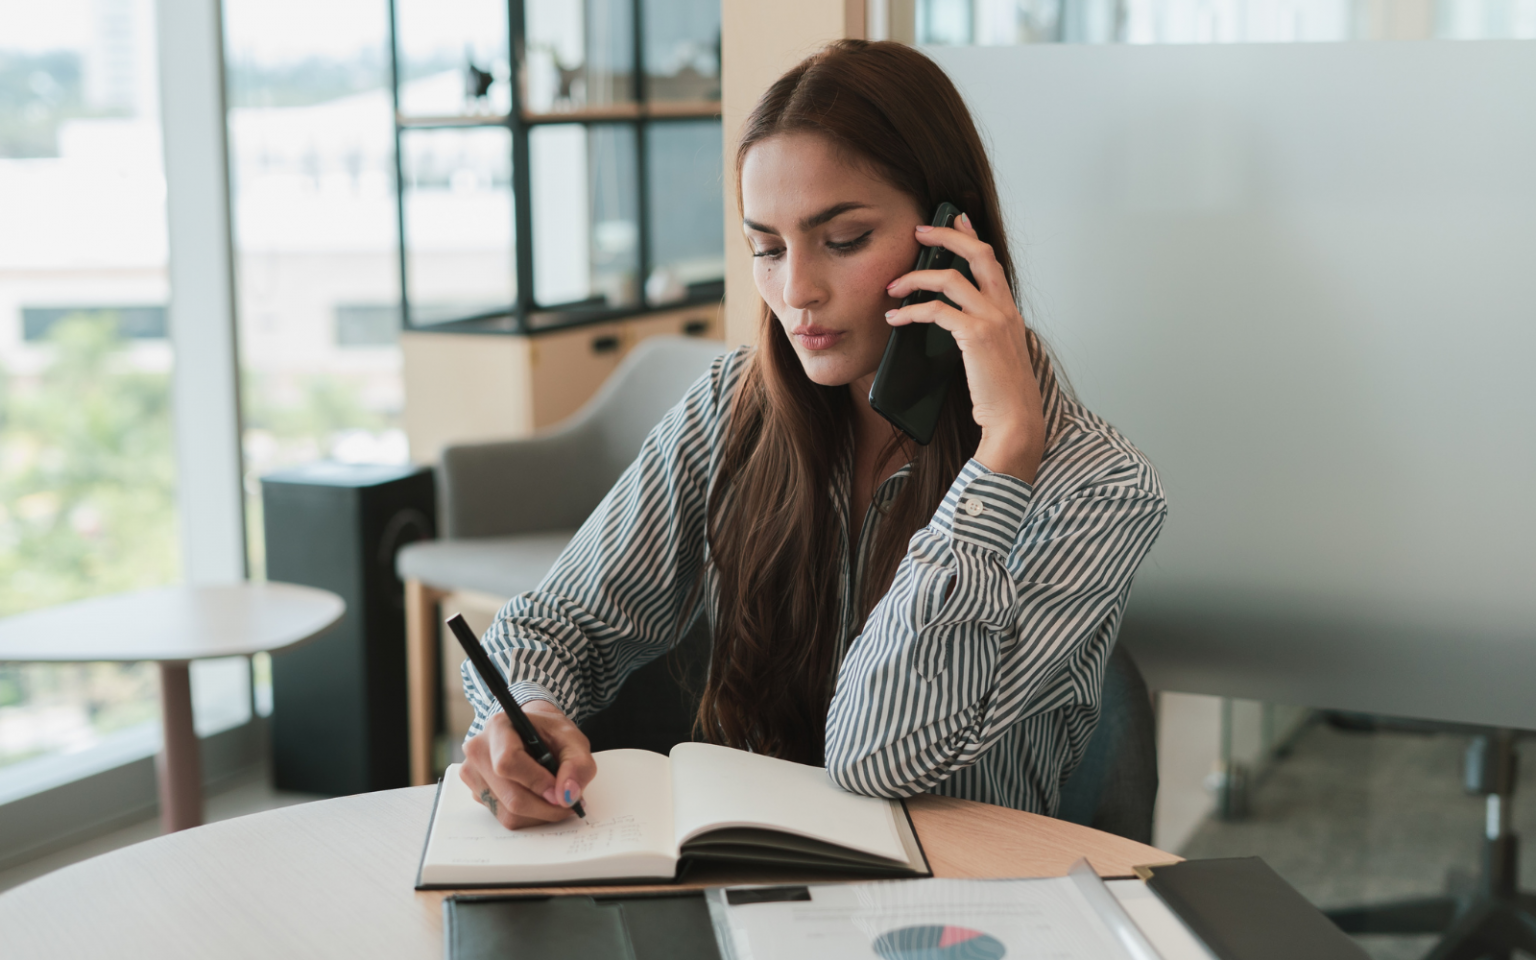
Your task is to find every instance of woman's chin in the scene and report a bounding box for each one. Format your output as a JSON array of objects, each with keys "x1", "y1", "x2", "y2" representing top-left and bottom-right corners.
[{"x1": 796, "y1": 354, "x2": 864, "y2": 388}]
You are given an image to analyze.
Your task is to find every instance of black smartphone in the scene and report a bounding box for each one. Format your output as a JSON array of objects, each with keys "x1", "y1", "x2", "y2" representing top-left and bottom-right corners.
[{"x1": 868, "y1": 202, "x2": 975, "y2": 445}]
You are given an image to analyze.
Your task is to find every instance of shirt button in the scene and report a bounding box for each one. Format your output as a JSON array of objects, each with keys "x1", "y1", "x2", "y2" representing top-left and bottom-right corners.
[{"x1": 964, "y1": 498, "x2": 985, "y2": 517}]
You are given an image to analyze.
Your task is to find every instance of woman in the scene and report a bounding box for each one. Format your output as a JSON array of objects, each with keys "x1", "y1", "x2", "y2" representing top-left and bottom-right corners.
[{"x1": 458, "y1": 40, "x2": 1166, "y2": 829}]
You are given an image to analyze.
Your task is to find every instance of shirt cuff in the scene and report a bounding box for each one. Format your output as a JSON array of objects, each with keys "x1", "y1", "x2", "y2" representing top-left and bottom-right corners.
[
  {"x1": 507, "y1": 680, "x2": 563, "y2": 712},
  {"x1": 931, "y1": 458, "x2": 1035, "y2": 553}
]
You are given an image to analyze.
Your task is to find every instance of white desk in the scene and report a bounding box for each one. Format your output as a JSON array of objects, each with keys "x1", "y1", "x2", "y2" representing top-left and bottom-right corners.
[{"x1": 0, "y1": 784, "x2": 1176, "y2": 960}]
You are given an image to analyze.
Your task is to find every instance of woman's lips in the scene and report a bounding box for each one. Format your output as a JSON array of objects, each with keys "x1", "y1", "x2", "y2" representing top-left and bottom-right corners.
[{"x1": 792, "y1": 327, "x2": 843, "y2": 351}]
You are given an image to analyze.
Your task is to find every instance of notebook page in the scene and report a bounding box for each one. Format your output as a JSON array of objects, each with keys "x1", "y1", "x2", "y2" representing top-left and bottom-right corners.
[
  {"x1": 669, "y1": 742, "x2": 907, "y2": 863},
  {"x1": 419, "y1": 750, "x2": 677, "y2": 885}
]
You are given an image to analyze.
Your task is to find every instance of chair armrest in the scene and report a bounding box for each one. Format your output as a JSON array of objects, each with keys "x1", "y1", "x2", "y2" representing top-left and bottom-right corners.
[{"x1": 440, "y1": 421, "x2": 616, "y2": 538}]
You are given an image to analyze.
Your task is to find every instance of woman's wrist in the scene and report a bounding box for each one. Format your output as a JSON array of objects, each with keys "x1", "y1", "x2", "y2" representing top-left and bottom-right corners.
[{"x1": 974, "y1": 427, "x2": 1043, "y2": 484}]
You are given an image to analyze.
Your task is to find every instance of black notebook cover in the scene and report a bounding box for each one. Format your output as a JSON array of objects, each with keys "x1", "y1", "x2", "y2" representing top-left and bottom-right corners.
[
  {"x1": 1142, "y1": 857, "x2": 1369, "y2": 960},
  {"x1": 444, "y1": 891, "x2": 722, "y2": 960}
]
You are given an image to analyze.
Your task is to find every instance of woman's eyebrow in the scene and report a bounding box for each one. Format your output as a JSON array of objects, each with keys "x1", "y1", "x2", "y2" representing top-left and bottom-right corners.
[
  {"x1": 741, "y1": 201, "x2": 872, "y2": 236},
  {"x1": 800, "y1": 201, "x2": 870, "y2": 230}
]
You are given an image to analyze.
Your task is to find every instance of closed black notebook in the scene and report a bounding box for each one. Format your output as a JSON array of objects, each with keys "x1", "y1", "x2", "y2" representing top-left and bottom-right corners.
[
  {"x1": 1140, "y1": 857, "x2": 1369, "y2": 960},
  {"x1": 444, "y1": 891, "x2": 721, "y2": 960}
]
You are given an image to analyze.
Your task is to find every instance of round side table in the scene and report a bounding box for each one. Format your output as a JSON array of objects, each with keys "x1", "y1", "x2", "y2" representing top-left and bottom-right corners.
[{"x1": 0, "y1": 582, "x2": 345, "y2": 832}]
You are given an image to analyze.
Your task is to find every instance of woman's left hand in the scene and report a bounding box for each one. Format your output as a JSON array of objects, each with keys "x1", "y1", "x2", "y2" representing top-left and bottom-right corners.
[{"x1": 883, "y1": 212, "x2": 1046, "y2": 483}]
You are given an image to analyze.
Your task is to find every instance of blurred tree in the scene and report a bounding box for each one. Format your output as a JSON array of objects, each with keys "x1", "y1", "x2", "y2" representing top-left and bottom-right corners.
[
  {"x1": 242, "y1": 369, "x2": 387, "y2": 445},
  {"x1": 0, "y1": 313, "x2": 179, "y2": 617}
]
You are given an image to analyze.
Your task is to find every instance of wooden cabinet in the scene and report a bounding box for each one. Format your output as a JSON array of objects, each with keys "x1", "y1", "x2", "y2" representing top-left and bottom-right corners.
[{"x1": 401, "y1": 303, "x2": 722, "y2": 464}]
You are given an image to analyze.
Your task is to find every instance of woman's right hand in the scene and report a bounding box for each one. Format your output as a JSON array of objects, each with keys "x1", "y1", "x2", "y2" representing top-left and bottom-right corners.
[{"x1": 459, "y1": 700, "x2": 597, "y2": 829}]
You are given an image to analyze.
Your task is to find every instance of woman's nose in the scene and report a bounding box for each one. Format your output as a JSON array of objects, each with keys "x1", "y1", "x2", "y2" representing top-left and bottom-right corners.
[{"x1": 780, "y1": 249, "x2": 828, "y2": 311}]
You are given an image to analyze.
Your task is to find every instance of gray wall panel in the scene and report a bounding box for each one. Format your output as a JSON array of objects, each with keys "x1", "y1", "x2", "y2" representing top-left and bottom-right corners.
[{"x1": 930, "y1": 41, "x2": 1536, "y2": 719}]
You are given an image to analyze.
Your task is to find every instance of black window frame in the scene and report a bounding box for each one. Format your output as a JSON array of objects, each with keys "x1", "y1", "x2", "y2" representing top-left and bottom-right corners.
[{"x1": 386, "y1": 0, "x2": 723, "y2": 337}]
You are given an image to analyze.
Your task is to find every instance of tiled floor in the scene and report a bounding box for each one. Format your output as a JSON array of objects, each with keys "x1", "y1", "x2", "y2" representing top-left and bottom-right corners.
[
  {"x1": 1181, "y1": 723, "x2": 1536, "y2": 960},
  {"x1": 0, "y1": 764, "x2": 325, "y2": 895}
]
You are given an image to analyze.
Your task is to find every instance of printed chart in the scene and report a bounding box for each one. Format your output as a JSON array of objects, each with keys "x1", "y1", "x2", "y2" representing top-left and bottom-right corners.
[{"x1": 873, "y1": 925, "x2": 1007, "y2": 960}]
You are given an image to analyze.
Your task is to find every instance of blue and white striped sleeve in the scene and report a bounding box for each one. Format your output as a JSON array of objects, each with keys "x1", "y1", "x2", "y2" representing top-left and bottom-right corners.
[
  {"x1": 824, "y1": 457, "x2": 1167, "y2": 797},
  {"x1": 460, "y1": 352, "x2": 735, "y2": 737}
]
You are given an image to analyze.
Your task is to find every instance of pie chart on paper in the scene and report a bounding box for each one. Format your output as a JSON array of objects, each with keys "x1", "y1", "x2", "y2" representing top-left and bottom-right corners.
[{"x1": 871, "y1": 924, "x2": 1007, "y2": 960}]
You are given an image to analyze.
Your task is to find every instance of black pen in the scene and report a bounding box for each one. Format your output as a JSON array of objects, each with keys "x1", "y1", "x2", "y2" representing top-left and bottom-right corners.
[{"x1": 446, "y1": 613, "x2": 587, "y2": 819}]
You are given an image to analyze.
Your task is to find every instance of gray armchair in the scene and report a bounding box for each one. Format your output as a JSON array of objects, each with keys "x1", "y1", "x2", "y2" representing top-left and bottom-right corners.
[
  {"x1": 1056, "y1": 642, "x2": 1159, "y2": 844},
  {"x1": 397, "y1": 335, "x2": 728, "y2": 783}
]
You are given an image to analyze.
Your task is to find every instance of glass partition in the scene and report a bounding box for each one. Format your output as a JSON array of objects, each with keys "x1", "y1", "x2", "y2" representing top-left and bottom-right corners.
[
  {"x1": 644, "y1": 120, "x2": 724, "y2": 306},
  {"x1": 391, "y1": 0, "x2": 722, "y2": 332},
  {"x1": 524, "y1": 0, "x2": 637, "y2": 115},
  {"x1": 644, "y1": 0, "x2": 722, "y2": 106},
  {"x1": 393, "y1": 0, "x2": 511, "y2": 118},
  {"x1": 530, "y1": 123, "x2": 641, "y2": 309},
  {"x1": 399, "y1": 126, "x2": 516, "y2": 324},
  {"x1": 896, "y1": 0, "x2": 1536, "y2": 44}
]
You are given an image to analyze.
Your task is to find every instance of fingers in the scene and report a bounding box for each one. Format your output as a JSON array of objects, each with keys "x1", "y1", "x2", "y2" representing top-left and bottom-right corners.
[
  {"x1": 886, "y1": 288, "x2": 1029, "y2": 364},
  {"x1": 884, "y1": 296, "x2": 968, "y2": 331},
  {"x1": 485, "y1": 711, "x2": 562, "y2": 799},
  {"x1": 886, "y1": 267, "x2": 988, "y2": 315},
  {"x1": 886, "y1": 211, "x2": 1025, "y2": 338},
  {"x1": 551, "y1": 741, "x2": 597, "y2": 810},
  {"x1": 901, "y1": 214, "x2": 1010, "y2": 297},
  {"x1": 461, "y1": 702, "x2": 598, "y2": 827},
  {"x1": 525, "y1": 701, "x2": 598, "y2": 809},
  {"x1": 461, "y1": 731, "x2": 577, "y2": 829},
  {"x1": 916, "y1": 214, "x2": 992, "y2": 262}
]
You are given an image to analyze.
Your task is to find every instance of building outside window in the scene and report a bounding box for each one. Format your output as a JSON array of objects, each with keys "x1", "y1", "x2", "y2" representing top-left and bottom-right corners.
[
  {"x1": 0, "y1": 0, "x2": 245, "y2": 794},
  {"x1": 223, "y1": 0, "x2": 410, "y2": 601},
  {"x1": 900, "y1": 0, "x2": 1536, "y2": 44}
]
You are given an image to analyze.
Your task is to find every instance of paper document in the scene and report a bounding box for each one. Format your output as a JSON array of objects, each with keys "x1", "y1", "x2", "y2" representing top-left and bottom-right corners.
[{"x1": 707, "y1": 868, "x2": 1165, "y2": 960}]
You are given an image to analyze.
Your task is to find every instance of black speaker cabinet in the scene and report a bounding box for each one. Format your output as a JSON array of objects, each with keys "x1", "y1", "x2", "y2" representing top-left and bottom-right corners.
[{"x1": 261, "y1": 462, "x2": 435, "y2": 795}]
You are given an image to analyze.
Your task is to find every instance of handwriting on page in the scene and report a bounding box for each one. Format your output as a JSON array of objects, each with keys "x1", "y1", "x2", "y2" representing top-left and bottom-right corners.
[
  {"x1": 450, "y1": 815, "x2": 646, "y2": 857},
  {"x1": 562, "y1": 815, "x2": 644, "y2": 855}
]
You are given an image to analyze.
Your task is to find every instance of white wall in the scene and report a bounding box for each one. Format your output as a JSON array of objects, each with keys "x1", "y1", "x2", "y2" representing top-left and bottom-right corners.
[{"x1": 931, "y1": 41, "x2": 1536, "y2": 643}]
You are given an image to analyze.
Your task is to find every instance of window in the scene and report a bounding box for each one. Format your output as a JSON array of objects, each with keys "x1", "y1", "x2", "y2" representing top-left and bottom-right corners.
[
  {"x1": 893, "y1": 0, "x2": 1536, "y2": 44},
  {"x1": 22, "y1": 306, "x2": 167, "y2": 341},
  {"x1": 390, "y1": 0, "x2": 724, "y2": 334},
  {"x1": 224, "y1": 0, "x2": 411, "y2": 584},
  {"x1": 0, "y1": 0, "x2": 175, "y2": 778}
]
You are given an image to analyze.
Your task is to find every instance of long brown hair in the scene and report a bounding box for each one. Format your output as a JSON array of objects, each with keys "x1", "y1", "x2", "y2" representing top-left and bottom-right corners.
[{"x1": 696, "y1": 40, "x2": 1038, "y2": 763}]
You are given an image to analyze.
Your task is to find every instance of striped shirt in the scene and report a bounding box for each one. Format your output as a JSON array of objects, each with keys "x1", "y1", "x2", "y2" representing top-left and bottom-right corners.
[{"x1": 463, "y1": 344, "x2": 1167, "y2": 816}]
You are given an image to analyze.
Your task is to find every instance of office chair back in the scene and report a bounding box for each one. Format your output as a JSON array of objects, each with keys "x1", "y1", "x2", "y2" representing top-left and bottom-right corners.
[
  {"x1": 439, "y1": 336, "x2": 727, "y2": 539},
  {"x1": 582, "y1": 336, "x2": 731, "y2": 490},
  {"x1": 1056, "y1": 642, "x2": 1159, "y2": 844}
]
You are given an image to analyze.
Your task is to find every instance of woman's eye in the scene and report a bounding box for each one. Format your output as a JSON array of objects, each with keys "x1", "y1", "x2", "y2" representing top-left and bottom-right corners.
[
  {"x1": 752, "y1": 246, "x2": 784, "y2": 259},
  {"x1": 827, "y1": 230, "x2": 874, "y2": 254}
]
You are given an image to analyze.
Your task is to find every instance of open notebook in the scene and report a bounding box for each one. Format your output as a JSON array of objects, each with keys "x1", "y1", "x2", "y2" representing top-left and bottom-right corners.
[{"x1": 416, "y1": 742, "x2": 930, "y2": 888}]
